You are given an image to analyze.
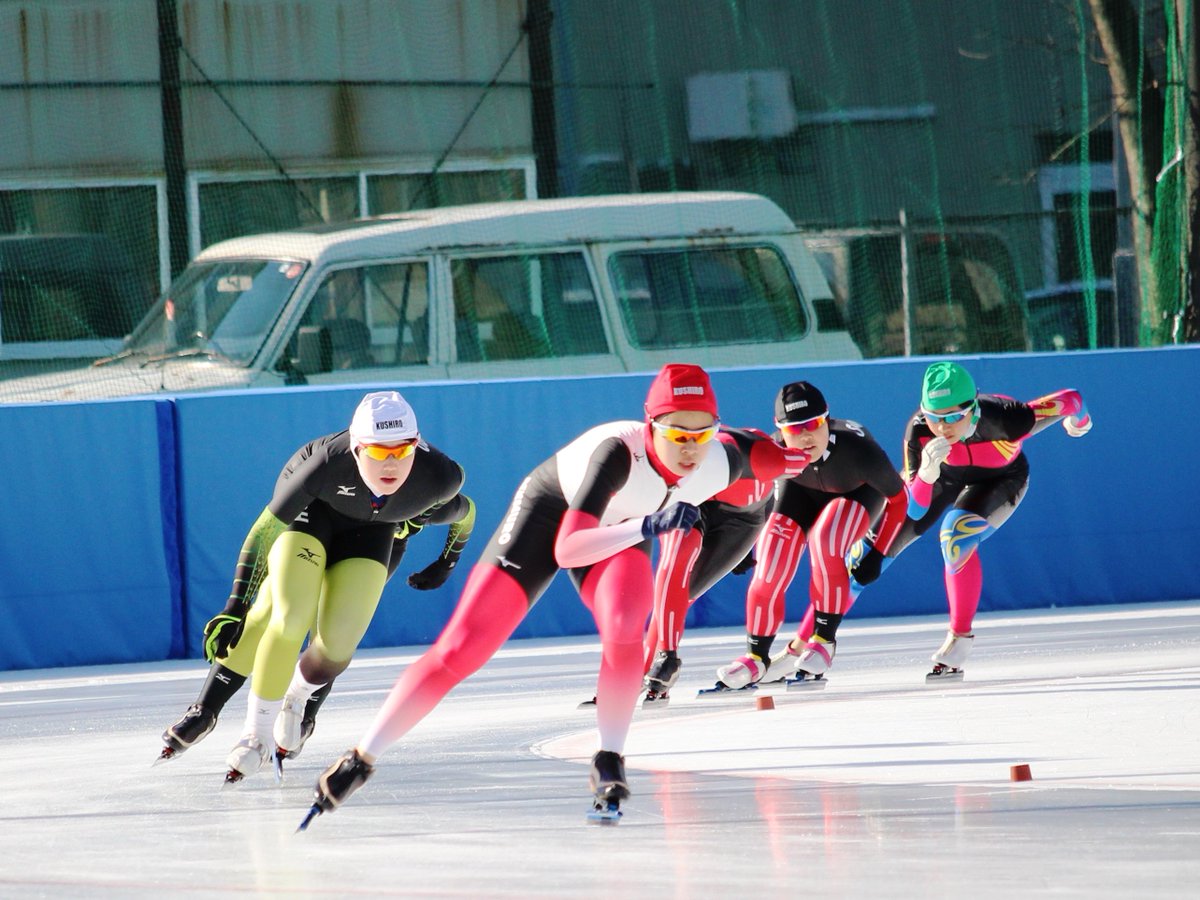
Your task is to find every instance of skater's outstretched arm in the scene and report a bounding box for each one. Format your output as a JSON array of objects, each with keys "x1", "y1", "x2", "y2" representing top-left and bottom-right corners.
[
  {"x1": 1026, "y1": 389, "x2": 1092, "y2": 437},
  {"x1": 203, "y1": 507, "x2": 291, "y2": 662},
  {"x1": 407, "y1": 494, "x2": 476, "y2": 590}
]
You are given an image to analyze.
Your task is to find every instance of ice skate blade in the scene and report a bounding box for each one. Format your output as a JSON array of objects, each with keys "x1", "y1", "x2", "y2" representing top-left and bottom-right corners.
[
  {"x1": 154, "y1": 746, "x2": 181, "y2": 766},
  {"x1": 296, "y1": 804, "x2": 323, "y2": 833},
  {"x1": 696, "y1": 682, "x2": 758, "y2": 698},
  {"x1": 273, "y1": 752, "x2": 285, "y2": 784},
  {"x1": 784, "y1": 674, "x2": 827, "y2": 691},
  {"x1": 925, "y1": 667, "x2": 964, "y2": 683},
  {"x1": 223, "y1": 768, "x2": 247, "y2": 786},
  {"x1": 641, "y1": 691, "x2": 670, "y2": 709},
  {"x1": 576, "y1": 696, "x2": 596, "y2": 710},
  {"x1": 587, "y1": 800, "x2": 622, "y2": 825}
]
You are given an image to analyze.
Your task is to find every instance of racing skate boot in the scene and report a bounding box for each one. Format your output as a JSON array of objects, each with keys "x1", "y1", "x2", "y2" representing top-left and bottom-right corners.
[
  {"x1": 928, "y1": 631, "x2": 973, "y2": 681},
  {"x1": 297, "y1": 749, "x2": 376, "y2": 831},
  {"x1": 273, "y1": 693, "x2": 318, "y2": 760},
  {"x1": 715, "y1": 653, "x2": 767, "y2": 690},
  {"x1": 786, "y1": 639, "x2": 834, "y2": 689},
  {"x1": 643, "y1": 650, "x2": 682, "y2": 703},
  {"x1": 158, "y1": 704, "x2": 218, "y2": 763},
  {"x1": 587, "y1": 750, "x2": 630, "y2": 824},
  {"x1": 763, "y1": 644, "x2": 802, "y2": 684},
  {"x1": 224, "y1": 734, "x2": 273, "y2": 785},
  {"x1": 271, "y1": 692, "x2": 318, "y2": 781}
]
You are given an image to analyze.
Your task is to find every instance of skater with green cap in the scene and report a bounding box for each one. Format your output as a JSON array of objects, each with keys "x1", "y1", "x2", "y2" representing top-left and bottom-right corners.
[{"x1": 849, "y1": 360, "x2": 1092, "y2": 679}]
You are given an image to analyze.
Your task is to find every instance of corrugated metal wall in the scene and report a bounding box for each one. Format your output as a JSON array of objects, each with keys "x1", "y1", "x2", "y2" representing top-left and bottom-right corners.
[{"x1": 0, "y1": 0, "x2": 532, "y2": 176}]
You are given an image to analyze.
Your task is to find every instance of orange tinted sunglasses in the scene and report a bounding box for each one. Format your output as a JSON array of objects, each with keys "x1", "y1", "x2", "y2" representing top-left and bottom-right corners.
[
  {"x1": 651, "y1": 420, "x2": 720, "y2": 445},
  {"x1": 359, "y1": 440, "x2": 418, "y2": 461},
  {"x1": 776, "y1": 416, "x2": 827, "y2": 435}
]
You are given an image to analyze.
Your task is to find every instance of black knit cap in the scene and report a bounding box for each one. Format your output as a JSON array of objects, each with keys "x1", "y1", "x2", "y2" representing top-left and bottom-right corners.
[{"x1": 774, "y1": 381, "x2": 829, "y2": 425}]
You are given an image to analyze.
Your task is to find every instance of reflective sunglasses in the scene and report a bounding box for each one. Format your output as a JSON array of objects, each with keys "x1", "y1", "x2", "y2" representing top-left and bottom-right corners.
[
  {"x1": 922, "y1": 402, "x2": 976, "y2": 425},
  {"x1": 776, "y1": 415, "x2": 827, "y2": 435},
  {"x1": 651, "y1": 420, "x2": 720, "y2": 445},
  {"x1": 359, "y1": 440, "x2": 418, "y2": 461}
]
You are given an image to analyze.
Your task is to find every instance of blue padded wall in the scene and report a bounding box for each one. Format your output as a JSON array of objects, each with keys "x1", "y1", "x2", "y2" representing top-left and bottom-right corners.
[
  {"x1": 1, "y1": 346, "x2": 1196, "y2": 670},
  {"x1": 0, "y1": 398, "x2": 179, "y2": 669}
]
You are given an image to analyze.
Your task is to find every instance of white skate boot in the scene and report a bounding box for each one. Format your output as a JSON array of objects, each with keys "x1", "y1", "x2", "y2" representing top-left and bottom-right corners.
[
  {"x1": 928, "y1": 631, "x2": 973, "y2": 681},
  {"x1": 761, "y1": 645, "x2": 800, "y2": 684},
  {"x1": 700, "y1": 654, "x2": 766, "y2": 696},
  {"x1": 786, "y1": 639, "x2": 834, "y2": 689},
  {"x1": 274, "y1": 692, "x2": 308, "y2": 759},
  {"x1": 224, "y1": 734, "x2": 272, "y2": 785}
]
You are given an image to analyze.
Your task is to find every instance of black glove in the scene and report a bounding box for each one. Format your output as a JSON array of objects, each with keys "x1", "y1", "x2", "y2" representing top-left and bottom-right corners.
[
  {"x1": 642, "y1": 502, "x2": 701, "y2": 538},
  {"x1": 203, "y1": 598, "x2": 249, "y2": 663},
  {"x1": 848, "y1": 539, "x2": 885, "y2": 587},
  {"x1": 400, "y1": 515, "x2": 430, "y2": 538},
  {"x1": 408, "y1": 556, "x2": 458, "y2": 590},
  {"x1": 730, "y1": 549, "x2": 756, "y2": 576}
]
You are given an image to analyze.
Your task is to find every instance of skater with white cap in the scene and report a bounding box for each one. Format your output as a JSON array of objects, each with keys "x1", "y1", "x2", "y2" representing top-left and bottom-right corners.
[{"x1": 196, "y1": 390, "x2": 475, "y2": 783}]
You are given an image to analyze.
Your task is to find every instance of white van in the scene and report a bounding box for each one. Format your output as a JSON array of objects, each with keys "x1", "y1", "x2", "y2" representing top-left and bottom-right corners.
[{"x1": 0, "y1": 192, "x2": 860, "y2": 402}]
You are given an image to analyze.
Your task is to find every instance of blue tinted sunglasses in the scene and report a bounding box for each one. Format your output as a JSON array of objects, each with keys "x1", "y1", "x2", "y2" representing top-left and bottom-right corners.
[{"x1": 922, "y1": 402, "x2": 977, "y2": 424}]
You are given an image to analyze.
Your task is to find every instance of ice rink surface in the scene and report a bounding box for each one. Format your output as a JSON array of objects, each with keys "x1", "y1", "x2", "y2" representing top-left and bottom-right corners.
[{"x1": 1, "y1": 600, "x2": 1198, "y2": 899}]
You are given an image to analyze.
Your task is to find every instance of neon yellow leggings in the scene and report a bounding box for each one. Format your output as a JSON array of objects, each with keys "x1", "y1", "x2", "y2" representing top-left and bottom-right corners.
[
  {"x1": 219, "y1": 580, "x2": 275, "y2": 677},
  {"x1": 249, "y1": 531, "x2": 388, "y2": 699}
]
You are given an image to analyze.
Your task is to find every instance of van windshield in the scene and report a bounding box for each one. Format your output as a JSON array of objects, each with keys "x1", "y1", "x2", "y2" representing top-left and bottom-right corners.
[{"x1": 121, "y1": 259, "x2": 306, "y2": 365}]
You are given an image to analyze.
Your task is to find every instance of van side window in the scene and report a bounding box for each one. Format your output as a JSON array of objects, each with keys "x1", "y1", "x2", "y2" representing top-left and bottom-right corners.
[
  {"x1": 610, "y1": 246, "x2": 809, "y2": 349},
  {"x1": 284, "y1": 262, "x2": 430, "y2": 375},
  {"x1": 450, "y1": 253, "x2": 607, "y2": 362}
]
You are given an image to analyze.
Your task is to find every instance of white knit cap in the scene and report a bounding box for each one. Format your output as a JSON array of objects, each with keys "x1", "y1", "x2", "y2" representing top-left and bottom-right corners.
[{"x1": 349, "y1": 391, "x2": 420, "y2": 444}]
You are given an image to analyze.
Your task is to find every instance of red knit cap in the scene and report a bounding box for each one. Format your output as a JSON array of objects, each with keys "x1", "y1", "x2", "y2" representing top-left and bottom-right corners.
[{"x1": 644, "y1": 363, "x2": 719, "y2": 421}]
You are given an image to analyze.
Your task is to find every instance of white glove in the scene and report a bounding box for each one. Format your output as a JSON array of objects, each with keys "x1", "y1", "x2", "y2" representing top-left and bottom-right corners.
[
  {"x1": 1064, "y1": 413, "x2": 1092, "y2": 438},
  {"x1": 917, "y1": 436, "x2": 952, "y2": 483}
]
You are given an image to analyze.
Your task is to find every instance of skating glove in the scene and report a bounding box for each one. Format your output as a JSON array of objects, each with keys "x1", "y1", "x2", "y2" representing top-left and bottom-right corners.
[
  {"x1": 730, "y1": 549, "x2": 756, "y2": 575},
  {"x1": 1064, "y1": 411, "x2": 1092, "y2": 438},
  {"x1": 395, "y1": 518, "x2": 426, "y2": 540},
  {"x1": 203, "y1": 598, "x2": 249, "y2": 663},
  {"x1": 780, "y1": 447, "x2": 811, "y2": 477},
  {"x1": 916, "y1": 436, "x2": 952, "y2": 483},
  {"x1": 642, "y1": 502, "x2": 701, "y2": 538},
  {"x1": 407, "y1": 555, "x2": 458, "y2": 590}
]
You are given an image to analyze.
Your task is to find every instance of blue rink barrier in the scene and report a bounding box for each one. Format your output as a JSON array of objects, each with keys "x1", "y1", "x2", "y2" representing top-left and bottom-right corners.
[
  {"x1": 1, "y1": 346, "x2": 1197, "y2": 670},
  {"x1": 0, "y1": 398, "x2": 181, "y2": 670}
]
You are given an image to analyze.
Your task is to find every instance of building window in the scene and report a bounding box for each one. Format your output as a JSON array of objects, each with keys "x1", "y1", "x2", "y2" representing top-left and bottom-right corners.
[
  {"x1": 195, "y1": 176, "x2": 360, "y2": 252},
  {"x1": 368, "y1": 168, "x2": 529, "y2": 212},
  {"x1": 192, "y1": 161, "x2": 535, "y2": 255},
  {"x1": 1037, "y1": 162, "x2": 1117, "y2": 289}
]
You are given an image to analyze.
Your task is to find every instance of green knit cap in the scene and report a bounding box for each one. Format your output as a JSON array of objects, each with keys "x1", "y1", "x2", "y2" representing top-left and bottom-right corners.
[{"x1": 921, "y1": 361, "x2": 976, "y2": 411}]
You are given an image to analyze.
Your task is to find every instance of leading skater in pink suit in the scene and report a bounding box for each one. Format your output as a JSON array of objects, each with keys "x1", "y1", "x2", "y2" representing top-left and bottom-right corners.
[{"x1": 301, "y1": 363, "x2": 810, "y2": 826}]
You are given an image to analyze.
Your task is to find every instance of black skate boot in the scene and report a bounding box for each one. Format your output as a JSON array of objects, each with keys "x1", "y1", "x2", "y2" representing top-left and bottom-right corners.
[
  {"x1": 297, "y1": 749, "x2": 376, "y2": 831},
  {"x1": 587, "y1": 750, "x2": 629, "y2": 824},
  {"x1": 157, "y1": 704, "x2": 217, "y2": 763},
  {"x1": 643, "y1": 650, "x2": 681, "y2": 704},
  {"x1": 294, "y1": 680, "x2": 331, "y2": 753}
]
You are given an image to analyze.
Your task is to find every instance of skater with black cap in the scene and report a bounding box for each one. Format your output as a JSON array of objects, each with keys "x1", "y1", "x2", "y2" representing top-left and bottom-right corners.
[{"x1": 711, "y1": 380, "x2": 908, "y2": 691}]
